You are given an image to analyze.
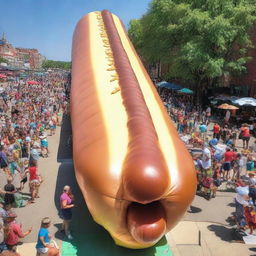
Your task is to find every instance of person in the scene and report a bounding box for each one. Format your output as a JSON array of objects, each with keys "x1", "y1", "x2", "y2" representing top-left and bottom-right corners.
[
  {"x1": 0, "y1": 145, "x2": 9, "y2": 176},
  {"x1": 60, "y1": 185, "x2": 75, "y2": 240},
  {"x1": 201, "y1": 174, "x2": 213, "y2": 200},
  {"x1": 235, "y1": 185, "x2": 249, "y2": 229},
  {"x1": 29, "y1": 142, "x2": 40, "y2": 164},
  {"x1": 36, "y1": 217, "x2": 60, "y2": 256},
  {"x1": 241, "y1": 123, "x2": 250, "y2": 149},
  {"x1": 199, "y1": 123, "x2": 207, "y2": 141},
  {"x1": 224, "y1": 110, "x2": 231, "y2": 124},
  {"x1": 4, "y1": 212, "x2": 32, "y2": 252},
  {"x1": 250, "y1": 140, "x2": 256, "y2": 153},
  {"x1": 3, "y1": 177, "x2": 16, "y2": 207},
  {"x1": 205, "y1": 106, "x2": 211, "y2": 121},
  {"x1": 232, "y1": 153, "x2": 243, "y2": 180},
  {"x1": 231, "y1": 127, "x2": 238, "y2": 147},
  {"x1": 39, "y1": 132, "x2": 49, "y2": 158},
  {"x1": 24, "y1": 161, "x2": 41, "y2": 203},
  {"x1": 0, "y1": 215, "x2": 7, "y2": 253},
  {"x1": 246, "y1": 155, "x2": 255, "y2": 175},
  {"x1": 248, "y1": 173, "x2": 256, "y2": 206},
  {"x1": 244, "y1": 205, "x2": 256, "y2": 234},
  {"x1": 221, "y1": 125, "x2": 230, "y2": 144},
  {"x1": 222, "y1": 148, "x2": 234, "y2": 181},
  {"x1": 213, "y1": 123, "x2": 220, "y2": 140},
  {"x1": 201, "y1": 143, "x2": 212, "y2": 176}
]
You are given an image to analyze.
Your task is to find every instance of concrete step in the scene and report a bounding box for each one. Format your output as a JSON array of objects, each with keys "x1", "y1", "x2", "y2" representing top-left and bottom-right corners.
[
  {"x1": 16, "y1": 242, "x2": 37, "y2": 256},
  {"x1": 166, "y1": 221, "x2": 211, "y2": 256}
]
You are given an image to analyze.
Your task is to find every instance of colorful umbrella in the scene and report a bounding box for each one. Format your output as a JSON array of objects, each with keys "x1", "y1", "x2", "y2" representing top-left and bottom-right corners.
[
  {"x1": 27, "y1": 80, "x2": 40, "y2": 85},
  {"x1": 217, "y1": 103, "x2": 239, "y2": 110},
  {"x1": 178, "y1": 88, "x2": 194, "y2": 94},
  {"x1": 0, "y1": 74, "x2": 7, "y2": 79}
]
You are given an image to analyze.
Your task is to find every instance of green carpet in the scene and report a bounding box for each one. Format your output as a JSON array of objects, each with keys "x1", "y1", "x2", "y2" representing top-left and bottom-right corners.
[{"x1": 61, "y1": 236, "x2": 172, "y2": 256}]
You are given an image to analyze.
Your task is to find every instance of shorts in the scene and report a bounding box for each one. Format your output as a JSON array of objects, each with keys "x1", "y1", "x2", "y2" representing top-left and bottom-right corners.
[
  {"x1": 29, "y1": 179, "x2": 40, "y2": 189},
  {"x1": 0, "y1": 242, "x2": 7, "y2": 253},
  {"x1": 36, "y1": 247, "x2": 49, "y2": 254},
  {"x1": 61, "y1": 208, "x2": 72, "y2": 220},
  {"x1": 41, "y1": 142, "x2": 48, "y2": 148},
  {"x1": 243, "y1": 136, "x2": 250, "y2": 142},
  {"x1": 223, "y1": 162, "x2": 231, "y2": 171},
  {"x1": 0, "y1": 161, "x2": 8, "y2": 168}
]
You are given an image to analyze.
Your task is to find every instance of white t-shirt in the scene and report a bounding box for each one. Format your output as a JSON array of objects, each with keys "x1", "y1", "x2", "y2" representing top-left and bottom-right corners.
[
  {"x1": 201, "y1": 147, "x2": 211, "y2": 169},
  {"x1": 235, "y1": 193, "x2": 249, "y2": 206}
]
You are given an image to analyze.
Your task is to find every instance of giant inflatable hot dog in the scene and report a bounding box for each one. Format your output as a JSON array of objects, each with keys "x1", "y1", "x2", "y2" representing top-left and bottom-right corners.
[{"x1": 71, "y1": 10, "x2": 196, "y2": 249}]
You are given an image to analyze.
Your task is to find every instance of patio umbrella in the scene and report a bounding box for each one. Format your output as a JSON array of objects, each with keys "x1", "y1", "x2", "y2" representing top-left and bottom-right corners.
[
  {"x1": 178, "y1": 88, "x2": 194, "y2": 94},
  {"x1": 0, "y1": 74, "x2": 7, "y2": 79},
  {"x1": 27, "y1": 80, "x2": 40, "y2": 85},
  {"x1": 156, "y1": 81, "x2": 183, "y2": 90},
  {"x1": 169, "y1": 83, "x2": 183, "y2": 90},
  {"x1": 217, "y1": 103, "x2": 239, "y2": 110},
  {"x1": 156, "y1": 81, "x2": 172, "y2": 88},
  {"x1": 232, "y1": 97, "x2": 256, "y2": 107}
]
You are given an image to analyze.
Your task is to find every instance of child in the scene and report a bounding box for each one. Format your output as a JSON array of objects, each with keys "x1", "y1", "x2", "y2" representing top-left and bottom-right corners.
[
  {"x1": 39, "y1": 132, "x2": 49, "y2": 158},
  {"x1": 201, "y1": 174, "x2": 213, "y2": 200},
  {"x1": 212, "y1": 162, "x2": 222, "y2": 198},
  {"x1": 244, "y1": 205, "x2": 256, "y2": 234},
  {"x1": 232, "y1": 153, "x2": 243, "y2": 180}
]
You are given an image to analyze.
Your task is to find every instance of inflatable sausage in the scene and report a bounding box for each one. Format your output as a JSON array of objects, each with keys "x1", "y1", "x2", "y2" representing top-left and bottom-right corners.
[{"x1": 71, "y1": 10, "x2": 196, "y2": 249}]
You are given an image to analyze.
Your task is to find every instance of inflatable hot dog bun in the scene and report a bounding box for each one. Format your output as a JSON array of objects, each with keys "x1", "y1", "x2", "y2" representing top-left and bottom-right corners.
[{"x1": 71, "y1": 10, "x2": 196, "y2": 249}]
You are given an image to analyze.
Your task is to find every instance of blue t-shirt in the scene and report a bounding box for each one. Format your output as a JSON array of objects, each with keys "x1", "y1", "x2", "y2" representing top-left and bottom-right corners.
[
  {"x1": 199, "y1": 124, "x2": 207, "y2": 133},
  {"x1": 247, "y1": 161, "x2": 255, "y2": 171},
  {"x1": 36, "y1": 228, "x2": 50, "y2": 248}
]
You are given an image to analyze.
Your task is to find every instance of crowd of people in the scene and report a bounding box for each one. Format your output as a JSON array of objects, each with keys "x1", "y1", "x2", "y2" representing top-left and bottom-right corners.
[
  {"x1": 158, "y1": 86, "x2": 256, "y2": 239},
  {"x1": 0, "y1": 70, "x2": 72, "y2": 255}
]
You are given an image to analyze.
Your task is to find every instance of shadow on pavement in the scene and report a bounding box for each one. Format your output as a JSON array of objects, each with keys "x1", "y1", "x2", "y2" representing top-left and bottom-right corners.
[
  {"x1": 227, "y1": 202, "x2": 235, "y2": 207},
  {"x1": 249, "y1": 247, "x2": 256, "y2": 252},
  {"x1": 54, "y1": 162, "x2": 170, "y2": 256},
  {"x1": 225, "y1": 216, "x2": 236, "y2": 226},
  {"x1": 187, "y1": 205, "x2": 202, "y2": 213},
  {"x1": 57, "y1": 113, "x2": 72, "y2": 162},
  {"x1": 207, "y1": 224, "x2": 233, "y2": 242}
]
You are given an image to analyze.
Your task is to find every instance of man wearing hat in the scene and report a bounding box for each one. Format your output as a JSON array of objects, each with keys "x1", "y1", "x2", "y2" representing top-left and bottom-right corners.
[
  {"x1": 36, "y1": 217, "x2": 59, "y2": 256},
  {"x1": 4, "y1": 211, "x2": 32, "y2": 252}
]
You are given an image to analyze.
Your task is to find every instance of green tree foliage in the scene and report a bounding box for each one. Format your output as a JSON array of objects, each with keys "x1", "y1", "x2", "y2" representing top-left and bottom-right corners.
[
  {"x1": 128, "y1": 0, "x2": 256, "y2": 87},
  {"x1": 42, "y1": 60, "x2": 71, "y2": 70},
  {"x1": 0, "y1": 56, "x2": 8, "y2": 64}
]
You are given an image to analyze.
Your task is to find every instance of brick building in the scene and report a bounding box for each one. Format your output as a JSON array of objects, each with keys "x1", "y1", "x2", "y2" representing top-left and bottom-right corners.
[
  {"x1": 231, "y1": 26, "x2": 256, "y2": 97},
  {"x1": 16, "y1": 48, "x2": 45, "y2": 69},
  {"x1": 0, "y1": 33, "x2": 44, "y2": 69}
]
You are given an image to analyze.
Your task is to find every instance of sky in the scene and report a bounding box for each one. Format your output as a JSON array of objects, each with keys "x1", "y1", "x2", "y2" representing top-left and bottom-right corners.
[{"x1": 0, "y1": 0, "x2": 151, "y2": 61}]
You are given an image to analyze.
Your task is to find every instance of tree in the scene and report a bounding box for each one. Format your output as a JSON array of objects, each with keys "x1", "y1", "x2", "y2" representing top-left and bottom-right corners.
[
  {"x1": 128, "y1": 0, "x2": 256, "y2": 90},
  {"x1": 0, "y1": 56, "x2": 8, "y2": 64},
  {"x1": 42, "y1": 60, "x2": 71, "y2": 70}
]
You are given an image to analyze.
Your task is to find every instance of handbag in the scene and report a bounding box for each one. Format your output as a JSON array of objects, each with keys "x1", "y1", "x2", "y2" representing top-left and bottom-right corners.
[{"x1": 238, "y1": 131, "x2": 243, "y2": 139}]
